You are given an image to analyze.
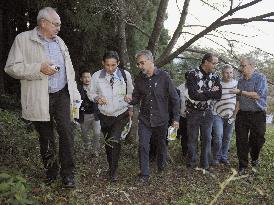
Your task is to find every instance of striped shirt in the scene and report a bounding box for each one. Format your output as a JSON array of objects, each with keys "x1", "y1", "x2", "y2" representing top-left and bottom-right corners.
[
  {"x1": 37, "y1": 29, "x2": 67, "y2": 93},
  {"x1": 213, "y1": 79, "x2": 237, "y2": 118}
]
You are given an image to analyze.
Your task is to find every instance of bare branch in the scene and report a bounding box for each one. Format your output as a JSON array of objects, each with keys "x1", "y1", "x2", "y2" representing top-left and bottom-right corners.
[
  {"x1": 155, "y1": 0, "x2": 272, "y2": 67},
  {"x1": 159, "y1": 0, "x2": 190, "y2": 58},
  {"x1": 199, "y1": 0, "x2": 224, "y2": 14},
  {"x1": 230, "y1": 0, "x2": 233, "y2": 11},
  {"x1": 214, "y1": 29, "x2": 258, "y2": 38},
  {"x1": 146, "y1": 0, "x2": 170, "y2": 56},
  {"x1": 220, "y1": 12, "x2": 274, "y2": 25},
  {"x1": 175, "y1": 0, "x2": 182, "y2": 13},
  {"x1": 125, "y1": 21, "x2": 150, "y2": 38},
  {"x1": 183, "y1": 24, "x2": 207, "y2": 28}
]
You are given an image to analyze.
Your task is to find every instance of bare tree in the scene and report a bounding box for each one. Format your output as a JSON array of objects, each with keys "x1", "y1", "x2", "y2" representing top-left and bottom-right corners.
[
  {"x1": 117, "y1": 0, "x2": 131, "y2": 69},
  {"x1": 158, "y1": 0, "x2": 190, "y2": 59},
  {"x1": 146, "y1": 0, "x2": 170, "y2": 56},
  {"x1": 151, "y1": 0, "x2": 274, "y2": 67}
]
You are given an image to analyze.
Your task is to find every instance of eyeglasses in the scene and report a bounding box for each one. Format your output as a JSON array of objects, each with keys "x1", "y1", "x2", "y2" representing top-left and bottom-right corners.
[
  {"x1": 136, "y1": 60, "x2": 147, "y2": 66},
  {"x1": 210, "y1": 61, "x2": 218, "y2": 65},
  {"x1": 206, "y1": 60, "x2": 218, "y2": 65},
  {"x1": 43, "y1": 19, "x2": 61, "y2": 27}
]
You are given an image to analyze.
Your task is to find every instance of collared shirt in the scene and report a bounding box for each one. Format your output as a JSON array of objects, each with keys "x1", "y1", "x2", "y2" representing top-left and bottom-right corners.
[
  {"x1": 130, "y1": 68, "x2": 180, "y2": 127},
  {"x1": 237, "y1": 71, "x2": 268, "y2": 111},
  {"x1": 87, "y1": 67, "x2": 134, "y2": 117},
  {"x1": 37, "y1": 29, "x2": 67, "y2": 93},
  {"x1": 186, "y1": 66, "x2": 222, "y2": 111}
]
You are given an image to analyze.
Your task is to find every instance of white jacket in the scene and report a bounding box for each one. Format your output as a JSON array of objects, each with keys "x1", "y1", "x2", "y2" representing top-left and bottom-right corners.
[
  {"x1": 87, "y1": 68, "x2": 133, "y2": 117},
  {"x1": 4, "y1": 27, "x2": 80, "y2": 121}
]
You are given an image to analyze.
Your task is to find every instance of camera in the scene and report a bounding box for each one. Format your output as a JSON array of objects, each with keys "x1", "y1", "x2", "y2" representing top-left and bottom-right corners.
[{"x1": 50, "y1": 65, "x2": 60, "y2": 71}]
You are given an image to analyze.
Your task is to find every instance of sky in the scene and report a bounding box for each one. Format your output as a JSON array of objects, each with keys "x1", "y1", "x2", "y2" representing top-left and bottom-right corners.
[{"x1": 164, "y1": 0, "x2": 274, "y2": 56}]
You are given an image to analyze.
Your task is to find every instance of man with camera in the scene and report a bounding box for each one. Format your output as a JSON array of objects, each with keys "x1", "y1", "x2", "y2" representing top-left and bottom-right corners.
[{"x1": 5, "y1": 7, "x2": 80, "y2": 188}]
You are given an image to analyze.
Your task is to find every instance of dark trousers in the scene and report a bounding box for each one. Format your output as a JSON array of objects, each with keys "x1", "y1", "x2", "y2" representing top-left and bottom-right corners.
[
  {"x1": 235, "y1": 110, "x2": 266, "y2": 169},
  {"x1": 33, "y1": 85, "x2": 74, "y2": 178},
  {"x1": 138, "y1": 121, "x2": 168, "y2": 176},
  {"x1": 99, "y1": 111, "x2": 129, "y2": 177},
  {"x1": 177, "y1": 116, "x2": 188, "y2": 155}
]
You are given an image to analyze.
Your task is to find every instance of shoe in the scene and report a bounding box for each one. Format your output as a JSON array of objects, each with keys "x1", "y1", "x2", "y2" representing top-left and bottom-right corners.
[
  {"x1": 44, "y1": 176, "x2": 57, "y2": 185},
  {"x1": 220, "y1": 159, "x2": 230, "y2": 165},
  {"x1": 238, "y1": 168, "x2": 247, "y2": 176},
  {"x1": 137, "y1": 174, "x2": 149, "y2": 184},
  {"x1": 211, "y1": 160, "x2": 220, "y2": 166},
  {"x1": 251, "y1": 160, "x2": 259, "y2": 168},
  {"x1": 62, "y1": 176, "x2": 75, "y2": 188},
  {"x1": 205, "y1": 167, "x2": 214, "y2": 173},
  {"x1": 110, "y1": 172, "x2": 118, "y2": 182},
  {"x1": 186, "y1": 163, "x2": 198, "y2": 169}
]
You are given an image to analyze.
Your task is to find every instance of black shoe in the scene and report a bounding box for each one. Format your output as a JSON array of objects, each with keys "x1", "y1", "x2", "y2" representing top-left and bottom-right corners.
[
  {"x1": 238, "y1": 168, "x2": 247, "y2": 176},
  {"x1": 44, "y1": 176, "x2": 57, "y2": 185},
  {"x1": 186, "y1": 163, "x2": 198, "y2": 169},
  {"x1": 110, "y1": 172, "x2": 118, "y2": 182},
  {"x1": 220, "y1": 159, "x2": 230, "y2": 165},
  {"x1": 251, "y1": 160, "x2": 259, "y2": 168},
  {"x1": 138, "y1": 176, "x2": 149, "y2": 184},
  {"x1": 205, "y1": 167, "x2": 214, "y2": 173},
  {"x1": 62, "y1": 176, "x2": 75, "y2": 188}
]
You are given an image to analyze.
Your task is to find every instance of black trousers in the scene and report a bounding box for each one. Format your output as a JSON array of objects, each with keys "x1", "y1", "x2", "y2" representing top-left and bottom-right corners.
[
  {"x1": 99, "y1": 111, "x2": 129, "y2": 177},
  {"x1": 177, "y1": 116, "x2": 188, "y2": 155},
  {"x1": 235, "y1": 110, "x2": 266, "y2": 169},
  {"x1": 33, "y1": 85, "x2": 74, "y2": 178}
]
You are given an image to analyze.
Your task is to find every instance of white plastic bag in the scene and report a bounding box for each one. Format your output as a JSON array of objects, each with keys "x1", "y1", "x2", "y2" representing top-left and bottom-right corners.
[{"x1": 121, "y1": 119, "x2": 132, "y2": 140}]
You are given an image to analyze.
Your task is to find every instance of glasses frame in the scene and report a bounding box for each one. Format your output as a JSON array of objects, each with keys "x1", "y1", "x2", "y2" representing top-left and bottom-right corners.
[{"x1": 43, "y1": 18, "x2": 61, "y2": 27}]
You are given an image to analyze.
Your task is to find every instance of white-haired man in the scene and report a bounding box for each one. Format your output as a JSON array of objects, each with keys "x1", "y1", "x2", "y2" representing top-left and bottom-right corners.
[
  {"x1": 230, "y1": 57, "x2": 268, "y2": 175},
  {"x1": 5, "y1": 7, "x2": 80, "y2": 188}
]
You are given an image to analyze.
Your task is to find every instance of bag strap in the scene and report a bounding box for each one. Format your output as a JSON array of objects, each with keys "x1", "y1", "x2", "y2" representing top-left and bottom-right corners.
[{"x1": 120, "y1": 68, "x2": 128, "y2": 95}]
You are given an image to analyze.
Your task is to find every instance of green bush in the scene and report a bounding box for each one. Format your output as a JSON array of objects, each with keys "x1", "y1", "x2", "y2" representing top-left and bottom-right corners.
[{"x1": 0, "y1": 172, "x2": 35, "y2": 205}]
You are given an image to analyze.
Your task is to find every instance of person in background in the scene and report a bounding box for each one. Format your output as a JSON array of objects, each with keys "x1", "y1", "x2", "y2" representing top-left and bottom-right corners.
[
  {"x1": 185, "y1": 53, "x2": 222, "y2": 171},
  {"x1": 177, "y1": 72, "x2": 189, "y2": 157},
  {"x1": 4, "y1": 7, "x2": 80, "y2": 188},
  {"x1": 211, "y1": 65, "x2": 238, "y2": 166},
  {"x1": 125, "y1": 50, "x2": 180, "y2": 183},
  {"x1": 229, "y1": 57, "x2": 268, "y2": 175},
  {"x1": 87, "y1": 51, "x2": 134, "y2": 182},
  {"x1": 78, "y1": 69, "x2": 101, "y2": 156}
]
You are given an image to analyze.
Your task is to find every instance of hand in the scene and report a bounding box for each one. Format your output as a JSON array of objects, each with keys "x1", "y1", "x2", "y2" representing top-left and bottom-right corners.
[
  {"x1": 40, "y1": 62, "x2": 57, "y2": 76},
  {"x1": 211, "y1": 86, "x2": 219, "y2": 91},
  {"x1": 172, "y1": 121, "x2": 179, "y2": 129},
  {"x1": 97, "y1": 96, "x2": 108, "y2": 105},
  {"x1": 229, "y1": 88, "x2": 240, "y2": 94},
  {"x1": 124, "y1": 95, "x2": 132, "y2": 103},
  {"x1": 228, "y1": 117, "x2": 235, "y2": 124}
]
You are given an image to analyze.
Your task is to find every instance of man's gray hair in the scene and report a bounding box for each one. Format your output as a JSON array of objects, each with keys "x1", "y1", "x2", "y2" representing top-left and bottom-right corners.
[
  {"x1": 241, "y1": 57, "x2": 256, "y2": 67},
  {"x1": 135, "y1": 50, "x2": 154, "y2": 62},
  {"x1": 221, "y1": 64, "x2": 233, "y2": 73},
  {"x1": 37, "y1": 7, "x2": 56, "y2": 25}
]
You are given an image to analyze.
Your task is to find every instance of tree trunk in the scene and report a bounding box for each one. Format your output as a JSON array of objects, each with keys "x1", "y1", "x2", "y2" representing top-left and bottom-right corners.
[
  {"x1": 146, "y1": 0, "x2": 169, "y2": 56},
  {"x1": 117, "y1": 0, "x2": 131, "y2": 70},
  {"x1": 0, "y1": 4, "x2": 5, "y2": 94},
  {"x1": 157, "y1": 0, "x2": 190, "y2": 61}
]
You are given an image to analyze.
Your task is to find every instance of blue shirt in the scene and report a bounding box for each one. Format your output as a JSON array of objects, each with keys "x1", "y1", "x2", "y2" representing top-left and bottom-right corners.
[
  {"x1": 237, "y1": 71, "x2": 268, "y2": 111},
  {"x1": 37, "y1": 30, "x2": 67, "y2": 93}
]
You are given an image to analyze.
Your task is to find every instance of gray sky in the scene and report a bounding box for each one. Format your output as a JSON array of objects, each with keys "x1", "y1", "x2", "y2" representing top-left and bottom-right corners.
[{"x1": 164, "y1": 0, "x2": 274, "y2": 56}]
